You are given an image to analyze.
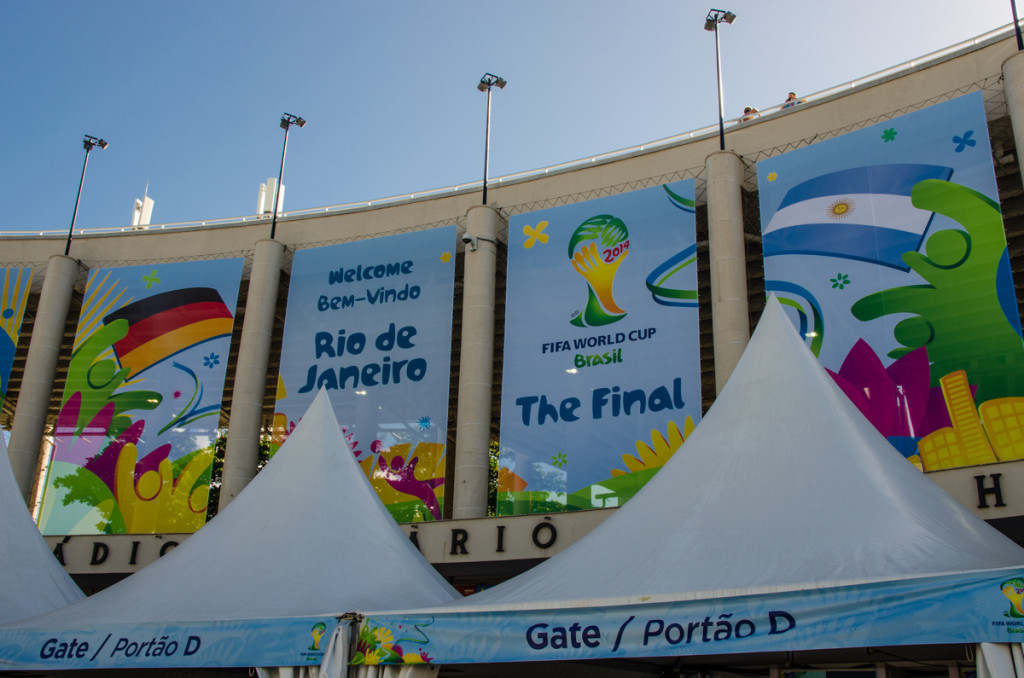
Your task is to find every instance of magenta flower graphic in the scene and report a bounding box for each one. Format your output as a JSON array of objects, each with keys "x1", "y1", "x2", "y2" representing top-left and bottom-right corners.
[
  {"x1": 375, "y1": 453, "x2": 445, "y2": 520},
  {"x1": 826, "y1": 340, "x2": 960, "y2": 454},
  {"x1": 53, "y1": 392, "x2": 164, "y2": 497}
]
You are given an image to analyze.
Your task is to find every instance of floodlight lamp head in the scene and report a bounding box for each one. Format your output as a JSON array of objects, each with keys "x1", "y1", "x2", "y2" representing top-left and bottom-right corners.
[
  {"x1": 478, "y1": 73, "x2": 507, "y2": 92},
  {"x1": 280, "y1": 112, "x2": 307, "y2": 130},
  {"x1": 83, "y1": 135, "x2": 108, "y2": 151},
  {"x1": 705, "y1": 8, "x2": 736, "y2": 29}
]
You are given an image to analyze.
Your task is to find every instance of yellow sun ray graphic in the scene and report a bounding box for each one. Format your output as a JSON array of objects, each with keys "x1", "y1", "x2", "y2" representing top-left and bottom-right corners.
[
  {"x1": 1, "y1": 267, "x2": 33, "y2": 338},
  {"x1": 73, "y1": 270, "x2": 134, "y2": 354},
  {"x1": 827, "y1": 198, "x2": 855, "y2": 219}
]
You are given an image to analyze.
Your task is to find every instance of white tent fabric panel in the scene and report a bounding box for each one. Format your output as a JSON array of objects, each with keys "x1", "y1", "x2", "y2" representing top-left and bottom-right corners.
[
  {"x1": 0, "y1": 434, "x2": 83, "y2": 623},
  {"x1": 977, "y1": 642, "x2": 1024, "y2": 678},
  {"x1": 424, "y1": 297, "x2": 1024, "y2": 613},
  {"x1": 7, "y1": 389, "x2": 456, "y2": 627},
  {"x1": 346, "y1": 298, "x2": 1024, "y2": 668},
  {"x1": 257, "y1": 667, "x2": 320, "y2": 678}
]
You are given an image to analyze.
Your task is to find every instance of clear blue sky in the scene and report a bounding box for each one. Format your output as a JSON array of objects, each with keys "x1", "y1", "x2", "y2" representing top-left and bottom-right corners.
[{"x1": 0, "y1": 1, "x2": 1016, "y2": 233}]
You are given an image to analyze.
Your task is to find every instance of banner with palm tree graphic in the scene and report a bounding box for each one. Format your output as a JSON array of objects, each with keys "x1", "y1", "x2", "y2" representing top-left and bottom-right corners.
[{"x1": 36, "y1": 259, "x2": 242, "y2": 535}]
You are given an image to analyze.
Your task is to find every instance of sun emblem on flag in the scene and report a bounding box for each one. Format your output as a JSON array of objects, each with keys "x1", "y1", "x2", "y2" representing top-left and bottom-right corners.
[{"x1": 827, "y1": 198, "x2": 855, "y2": 220}]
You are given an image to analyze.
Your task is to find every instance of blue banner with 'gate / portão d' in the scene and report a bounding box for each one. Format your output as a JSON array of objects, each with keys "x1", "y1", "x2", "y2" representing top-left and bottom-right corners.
[
  {"x1": 0, "y1": 616, "x2": 341, "y2": 670},
  {"x1": 355, "y1": 568, "x2": 1024, "y2": 665}
]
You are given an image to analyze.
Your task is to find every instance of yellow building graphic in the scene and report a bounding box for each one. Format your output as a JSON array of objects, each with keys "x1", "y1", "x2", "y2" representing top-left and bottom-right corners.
[{"x1": 917, "y1": 370, "x2": 1024, "y2": 470}]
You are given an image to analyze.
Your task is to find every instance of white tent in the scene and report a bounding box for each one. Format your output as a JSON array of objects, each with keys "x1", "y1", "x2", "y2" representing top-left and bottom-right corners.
[
  {"x1": 0, "y1": 434, "x2": 83, "y2": 623},
  {"x1": 354, "y1": 298, "x2": 1024, "y2": 672},
  {"x1": 0, "y1": 389, "x2": 457, "y2": 671}
]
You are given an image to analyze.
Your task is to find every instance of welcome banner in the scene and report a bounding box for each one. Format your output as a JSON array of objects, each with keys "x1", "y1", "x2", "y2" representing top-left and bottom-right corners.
[
  {"x1": 757, "y1": 93, "x2": 1024, "y2": 472},
  {"x1": 275, "y1": 227, "x2": 456, "y2": 522},
  {"x1": 37, "y1": 259, "x2": 243, "y2": 535},
  {"x1": 357, "y1": 568, "x2": 1024, "y2": 664},
  {"x1": 0, "y1": 266, "x2": 33, "y2": 404},
  {"x1": 499, "y1": 181, "x2": 701, "y2": 514}
]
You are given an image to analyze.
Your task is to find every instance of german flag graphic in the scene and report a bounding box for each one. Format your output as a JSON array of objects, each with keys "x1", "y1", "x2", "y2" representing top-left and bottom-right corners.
[{"x1": 103, "y1": 287, "x2": 234, "y2": 378}]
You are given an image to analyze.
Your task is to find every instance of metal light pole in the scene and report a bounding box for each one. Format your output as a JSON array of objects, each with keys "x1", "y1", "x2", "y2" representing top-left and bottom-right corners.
[
  {"x1": 477, "y1": 73, "x2": 507, "y2": 206},
  {"x1": 705, "y1": 9, "x2": 736, "y2": 152},
  {"x1": 1013, "y1": 0, "x2": 1023, "y2": 51},
  {"x1": 269, "y1": 112, "x2": 306, "y2": 240},
  {"x1": 65, "y1": 135, "x2": 108, "y2": 256}
]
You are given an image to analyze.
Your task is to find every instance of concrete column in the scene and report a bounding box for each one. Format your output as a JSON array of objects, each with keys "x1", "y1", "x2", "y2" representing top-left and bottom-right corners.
[
  {"x1": 8, "y1": 254, "x2": 78, "y2": 503},
  {"x1": 27, "y1": 436, "x2": 54, "y2": 518},
  {"x1": 705, "y1": 150, "x2": 750, "y2": 394},
  {"x1": 452, "y1": 205, "x2": 501, "y2": 519},
  {"x1": 219, "y1": 239, "x2": 285, "y2": 510},
  {"x1": 1003, "y1": 52, "x2": 1024, "y2": 173}
]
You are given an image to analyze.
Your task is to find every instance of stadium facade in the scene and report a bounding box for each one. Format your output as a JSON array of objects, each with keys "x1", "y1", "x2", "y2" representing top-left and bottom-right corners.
[{"x1": 4, "y1": 26, "x2": 1024, "y2": 601}]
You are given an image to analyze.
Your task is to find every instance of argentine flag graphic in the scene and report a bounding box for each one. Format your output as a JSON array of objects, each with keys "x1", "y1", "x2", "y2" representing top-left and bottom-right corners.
[{"x1": 762, "y1": 163, "x2": 953, "y2": 271}]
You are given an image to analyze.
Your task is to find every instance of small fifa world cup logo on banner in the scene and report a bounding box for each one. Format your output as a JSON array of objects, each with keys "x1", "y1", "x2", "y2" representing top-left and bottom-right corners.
[
  {"x1": 309, "y1": 622, "x2": 328, "y2": 651},
  {"x1": 568, "y1": 214, "x2": 630, "y2": 328},
  {"x1": 1002, "y1": 578, "x2": 1024, "y2": 617}
]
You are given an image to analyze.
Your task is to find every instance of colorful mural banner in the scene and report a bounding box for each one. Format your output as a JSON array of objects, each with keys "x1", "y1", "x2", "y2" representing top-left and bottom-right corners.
[
  {"x1": 0, "y1": 616, "x2": 342, "y2": 670},
  {"x1": 0, "y1": 266, "x2": 34, "y2": 404},
  {"x1": 275, "y1": 227, "x2": 456, "y2": 522},
  {"x1": 356, "y1": 568, "x2": 1024, "y2": 664},
  {"x1": 36, "y1": 260, "x2": 243, "y2": 535},
  {"x1": 499, "y1": 181, "x2": 701, "y2": 514},
  {"x1": 757, "y1": 92, "x2": 1024, "y2": 472}
]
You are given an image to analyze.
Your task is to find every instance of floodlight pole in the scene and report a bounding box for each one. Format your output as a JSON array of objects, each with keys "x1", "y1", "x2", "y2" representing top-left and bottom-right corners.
[
  {"x1": 270, "y1": 112, "x2": 306, "y2": 240},
  {"x1": 713, "y1": 22, "x2": 725, "y2": 150},
  {"x1": 1013, "y1": 0, "x2": 1023, "y2": 51},
  {"x1": 478, "y1": 73, "x2": 506, "y2": 206},
  {"x1": 65, "y1": 135, "x2": 107, "y2": 256},
  {"x1": 705, "y1": 9, "x2": 736, "y2": 152}
]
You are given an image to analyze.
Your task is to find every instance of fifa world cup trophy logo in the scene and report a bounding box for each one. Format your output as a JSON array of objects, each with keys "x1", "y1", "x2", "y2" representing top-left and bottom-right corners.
[
  {"x1": 569, "y1": 214, "x2": 630, "y2": 327},
  {"x1": 309, "y1": 622, "x2": 328, "y2": 651},
  {"x1": 1002, "y1": 578, "x2": 1024, "y2": 617}
]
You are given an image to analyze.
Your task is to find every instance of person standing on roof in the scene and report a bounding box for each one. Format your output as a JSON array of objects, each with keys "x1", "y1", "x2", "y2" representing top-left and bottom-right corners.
[{"x1": 782, "y1": 92, "x2": 804, "y2": 109}]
